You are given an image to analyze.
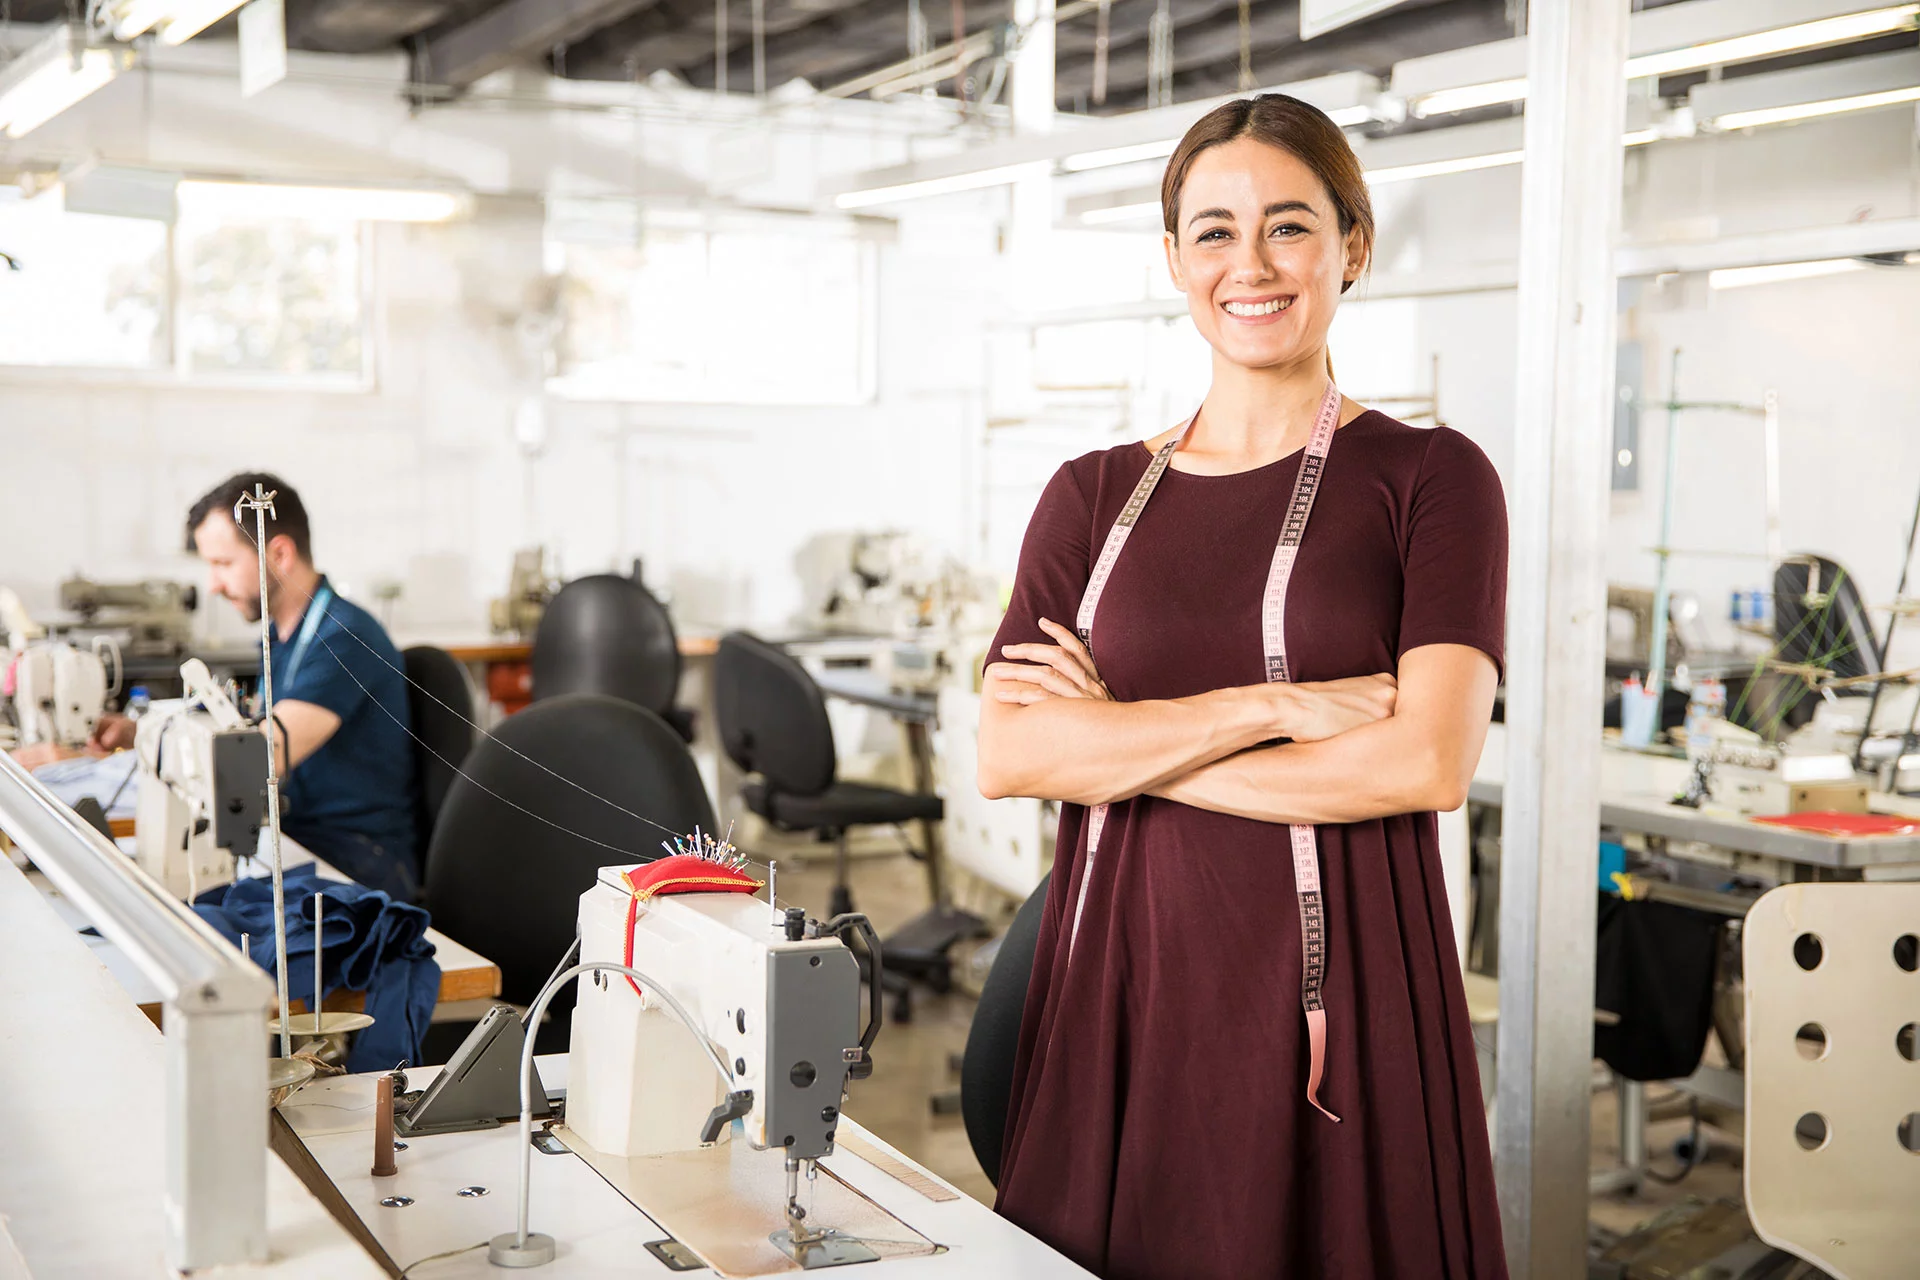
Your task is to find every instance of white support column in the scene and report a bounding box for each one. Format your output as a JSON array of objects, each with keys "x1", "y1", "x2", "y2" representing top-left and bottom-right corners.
[
  {"x1": 1495, "y1": 1, "x2": 1629, "y2": 1277},
  {"x1": 1008, "y1": 0, "x2": 1056, "y2": 295}
]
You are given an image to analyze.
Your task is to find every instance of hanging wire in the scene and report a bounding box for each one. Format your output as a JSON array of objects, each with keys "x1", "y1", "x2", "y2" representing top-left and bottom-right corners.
[
  {"x1": 1237, "y1": 0, "x2": 1253, "y2": 93},
  {"x1": 1146, "y1": 0, "x2": 1173, "y2": 110},
  {"x1": 751, "y1": 0, "x2": 766, "y2": 97},
  {"x1": 1090, "y1": 0, "x2": 1109, "y2": 106}
]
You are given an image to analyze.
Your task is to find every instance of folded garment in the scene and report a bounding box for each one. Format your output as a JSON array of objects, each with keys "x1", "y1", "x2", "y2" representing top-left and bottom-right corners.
[
  {"x1": 33, "y1": 750, "x2": 140, "y2": 821},
  {"x1": 194, "y1": 865, "x2": 440, "y2": 1073}
]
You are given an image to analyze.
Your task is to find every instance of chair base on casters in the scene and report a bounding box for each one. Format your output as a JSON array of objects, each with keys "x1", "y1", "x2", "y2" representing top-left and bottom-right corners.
[{"x1": 880, "y1": 903, "x2": 989, "y2": 1024}]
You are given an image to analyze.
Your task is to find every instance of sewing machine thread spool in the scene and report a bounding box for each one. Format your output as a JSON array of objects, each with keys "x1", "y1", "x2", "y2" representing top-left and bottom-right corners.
[{"x1": 371, "y1": 1075, "x2": 397, "y2": 1177}]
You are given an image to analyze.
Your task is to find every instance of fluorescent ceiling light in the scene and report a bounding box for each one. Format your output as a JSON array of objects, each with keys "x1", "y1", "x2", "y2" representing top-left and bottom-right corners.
[
  {"x1": 1079, "y1": 201, "x2": 1162, "y2": 226},
  {"x1": 109, "y1": 0, "x2": 249, "y2": 44},
  {"x1": 1410, "y1": 77, "x2": 1528, "y2": 118},
  {"x1": 1062, "y1": 104, "x2": 1376, "y2": 173},
  {"x1": 1365, "y1": 149, "x2": 1526, "y2": 184},
  {"x1": 1709, "y1": 257, "x2": 1864, "y2": 288},
  {"x1": 1412, "y1": 5, "x2": 1920, "y2": 118},
  {"x1": 1365, "y1": 130, "x2": 1655, "y2": 186},
  {"x1": 176, "y1": 180, "x2": 473, "y2": 222},
  {"x1": 1625, "y1": 5, "x2": 1920, "y2": 79},
  {"x1": 1713, "y1": 83, "x2": 1920, "y2": 129},
  {"x1": 1062, "y1": 139, "x2": 1178, "y2": 173},
  {"x1": 833, "y1": 161, "x2": 1049, "y2": 209},
  {"x1": 0, "y1": 26, "x2": 130, "y2": 140}
]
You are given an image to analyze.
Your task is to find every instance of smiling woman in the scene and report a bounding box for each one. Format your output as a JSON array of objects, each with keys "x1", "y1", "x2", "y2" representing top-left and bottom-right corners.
[{"x1": 979, "y1": 94, "x2": 1510, "y2": 1280}]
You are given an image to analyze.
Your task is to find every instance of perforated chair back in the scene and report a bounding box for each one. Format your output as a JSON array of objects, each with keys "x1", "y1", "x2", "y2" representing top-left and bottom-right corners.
[
  {"x1": 714, "y1": 632, "x2": 836, "y2": 799},
  {"x1": 961, "y1": 873, "x2": 1050, "y2": 1187},
  {"x1": 402, "y1": 645, "x2": 475, "y2": 844},
  {"x1": 1774, "y1": 555, "x2": 1880, "y2": 683},
  {"x1": 422, "y1": 694, "x2": 716, "y2": 1008},
  {"x1": 531, "y1": 574, "x2": 682, "y2": 716},
  {"x1": 1743, "y1": 882, "x2": 1920, "y2": 1279}
]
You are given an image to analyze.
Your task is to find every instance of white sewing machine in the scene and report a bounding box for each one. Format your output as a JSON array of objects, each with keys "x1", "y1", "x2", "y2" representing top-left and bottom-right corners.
[
  {"x1": 133, "y1": 660, "x2": 269, "y2": 900},
  {"x1": 571, "y1": 867, "x2": 886, "y2": 1264},
  {"x1": 8, "y1": 640, "x2": 115, "y2": 749}
]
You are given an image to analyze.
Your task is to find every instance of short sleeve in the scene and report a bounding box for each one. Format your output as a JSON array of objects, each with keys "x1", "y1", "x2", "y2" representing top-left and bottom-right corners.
[
  {"x1": 987, "y1": 461, "x2": 1097, "y2": 672},
  {"x1": 1397, "y1": 428, "x2": 1508, "y2": 679},
  {"x1": 283, "y1": 617, "x2": 373, "y2": 722}
]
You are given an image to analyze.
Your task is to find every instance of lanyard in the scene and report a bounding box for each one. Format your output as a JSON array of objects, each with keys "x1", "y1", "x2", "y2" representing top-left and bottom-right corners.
[
  {"x1": 278, "y1": 583, "x2": 334, "y2": 691},
  {"x1": 1070, "y1": 380, "x2": 1344, "y2": 1123}
]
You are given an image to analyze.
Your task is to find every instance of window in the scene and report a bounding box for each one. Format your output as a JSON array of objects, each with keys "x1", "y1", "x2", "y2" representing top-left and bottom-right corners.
[
  {"x1": 178, "y1": 216, "x2": 365, "y2": 378},
  {"x1": 0, "y1": 189, "x2": 169, "y2": 369},
  {"x1": 0, "y1": 189, "x2": 369, "y2": 384},
  {"x1": 546, "y1": 211, "x2": 875, "y2": 405}
]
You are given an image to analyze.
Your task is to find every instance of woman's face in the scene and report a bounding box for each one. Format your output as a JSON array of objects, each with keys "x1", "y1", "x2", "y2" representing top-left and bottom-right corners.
[{"x1": 1163, "y1": 137, "x2": 1366, "y2": 374}]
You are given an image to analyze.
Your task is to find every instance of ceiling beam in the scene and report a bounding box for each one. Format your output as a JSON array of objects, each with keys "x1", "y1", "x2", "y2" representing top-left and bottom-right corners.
[{"x1": 418, "y1": 0, "x2": 664, "y2": 89}]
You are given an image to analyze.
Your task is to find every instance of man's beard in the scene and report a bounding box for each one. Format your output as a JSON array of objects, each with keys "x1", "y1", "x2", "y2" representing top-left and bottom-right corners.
[{"x1": 235, "y1": 595, "x2": 263, "y2": 624}]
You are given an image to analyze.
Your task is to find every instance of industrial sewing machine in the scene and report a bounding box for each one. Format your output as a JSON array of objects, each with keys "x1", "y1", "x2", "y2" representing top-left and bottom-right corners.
[
  {"x1": 59, "y1": 575, "x2": 197, "y2": 658},
  {"x1": 133, "y1": 660, "x2": 268, "y2": 900},
  {"x1": 6, "y1": 640, "x2": 114, "y2": 749},
  {"x1": 567, "y1": 867, "x2": 890, "y2": 1266}
]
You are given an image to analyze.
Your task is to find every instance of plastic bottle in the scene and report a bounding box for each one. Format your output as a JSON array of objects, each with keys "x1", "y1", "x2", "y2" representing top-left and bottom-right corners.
[
  {"x1": 127, "y1": 686, "x2": 151, "y2": 720},
  {"x1": 1684, "y1": 677, "x2": 1725, "y2": 764}
]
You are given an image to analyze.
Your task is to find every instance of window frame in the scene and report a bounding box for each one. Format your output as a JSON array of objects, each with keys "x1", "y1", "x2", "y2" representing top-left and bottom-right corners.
[{"x1": 0, "y1": 202, "x2": 377, "y2": 394}]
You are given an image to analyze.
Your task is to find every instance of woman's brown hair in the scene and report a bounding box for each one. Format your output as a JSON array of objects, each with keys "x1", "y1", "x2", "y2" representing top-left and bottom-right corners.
[{"x1": 1160, "y1": 93, "x2": 1373, "y2": 294}]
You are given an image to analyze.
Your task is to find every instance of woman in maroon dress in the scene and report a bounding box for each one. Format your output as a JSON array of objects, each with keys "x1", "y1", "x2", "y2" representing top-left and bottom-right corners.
[{"x1": 977, "y1": 95, "x2": 1509, "y2": 1279}]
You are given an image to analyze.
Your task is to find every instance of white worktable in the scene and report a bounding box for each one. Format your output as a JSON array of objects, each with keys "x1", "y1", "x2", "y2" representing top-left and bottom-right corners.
[
  {"x1": 1469, "y1": 722, "x2": 1920, "y2": 870},
  {"x1": 0, "y1": 851, "x2": 383, "y2": 1279},
  {"x1": 279, "y1": 1057, "x2": 1094, "y2": 1279}
]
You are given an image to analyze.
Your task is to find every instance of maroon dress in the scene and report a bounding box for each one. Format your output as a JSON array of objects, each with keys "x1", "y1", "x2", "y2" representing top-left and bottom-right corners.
[{"x1": 988, "y1": 411, "x2": 1510, "y2": 1280}]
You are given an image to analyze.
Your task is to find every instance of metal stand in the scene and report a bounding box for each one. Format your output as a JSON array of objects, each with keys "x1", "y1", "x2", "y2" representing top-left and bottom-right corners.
[
  {"x1": 234, "y1": 484, "x2": 294, "y2": 1062},
  {"x1": 1644, "y1": 350, "x2": 1780, "y2": 703}
]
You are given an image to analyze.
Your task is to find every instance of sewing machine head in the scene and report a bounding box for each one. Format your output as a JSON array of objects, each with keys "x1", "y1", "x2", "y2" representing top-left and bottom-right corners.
[
  {"x1": 9, "y1": 642, "x2": 110, "y2": 749},
  {"x1": 568, "y1": 867, "x2": 876, "y2": 1166},
  {"x1": 133, "y1": 660, "x2": 268, "y2": 900}
]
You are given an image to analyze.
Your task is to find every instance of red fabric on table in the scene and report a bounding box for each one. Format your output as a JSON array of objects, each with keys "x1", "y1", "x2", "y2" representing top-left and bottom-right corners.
[
  {"x1": 988, "y1": 414, "x2": 1510, "y2": 1280},
  {"x1": 1751, "y1": 811, "x2": 1920, "y2": 837}
]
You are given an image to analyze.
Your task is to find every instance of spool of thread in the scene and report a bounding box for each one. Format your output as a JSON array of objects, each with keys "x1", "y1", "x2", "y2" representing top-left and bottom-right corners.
[{"x1": 371, "y1": 1074, "x2": 397, "y2": 1177}]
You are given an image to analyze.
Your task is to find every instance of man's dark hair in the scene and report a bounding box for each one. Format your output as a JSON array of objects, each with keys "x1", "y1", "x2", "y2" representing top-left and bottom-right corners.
[{"x1": 185, "y1": 472, "x2": 313, "y2": 562}]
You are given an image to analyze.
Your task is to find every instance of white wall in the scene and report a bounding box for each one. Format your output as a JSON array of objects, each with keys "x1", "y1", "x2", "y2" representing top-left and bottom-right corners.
[
  {"x1": 4, "y1": 38, "x2": 1919, "y2": 667},
  {"x1": 0, "y1": 41, "x2": 1003, "y2": 643}
]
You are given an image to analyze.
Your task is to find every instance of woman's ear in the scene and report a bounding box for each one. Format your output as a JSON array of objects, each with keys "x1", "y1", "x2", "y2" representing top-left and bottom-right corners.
[
  {"x1": 1342, "y1": 225, "x2": 1368, "y2": 288},
  {"x1": 1163, "y1": 230, "x2": 1187, "y2": 294}
]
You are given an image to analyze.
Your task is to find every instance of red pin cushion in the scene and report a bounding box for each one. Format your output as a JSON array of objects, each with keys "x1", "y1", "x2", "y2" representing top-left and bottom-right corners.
[{"x1": 620, "y1": 856, "x2": 764, "y2": 998}]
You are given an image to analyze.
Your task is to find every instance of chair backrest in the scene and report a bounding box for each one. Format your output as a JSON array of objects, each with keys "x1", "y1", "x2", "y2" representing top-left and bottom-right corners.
[
  {"x1": 714, "y1": 632, "x2": 836, "y2": 798},
  {"x1": 531, "y1": 574, "x2": 682, "y2": 716},
  {"x1": 422, "y1": 694, "x2": 716, "y2": 1008},
  {"x1": 402, "y1": 645, "x2": 476, "y2": 844},
  {"x1": 961, "y1": 873, "x2": 1050, "y2": 1188},
  {"x1": 1773, "y1": 555, "x2": 1880, "y2": 684}
]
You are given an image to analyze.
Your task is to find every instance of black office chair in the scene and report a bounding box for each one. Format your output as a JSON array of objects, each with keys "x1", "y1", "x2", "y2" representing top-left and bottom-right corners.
[
  {"x1": 961, "y1": 874, "x2": 1049, "y2": 1188},
  {"x1": 421, "y1": 693, "x2": 716, "y2": 1056},
  {"x1": 531, "y1": 574, "x2": 696, "y2": 742},
  {"x1": 715, "y1": 631, "x2": 969, "y2": 1017},
  {"x1": 402, "y1": 645, "x2": 475, "y2": 852}
]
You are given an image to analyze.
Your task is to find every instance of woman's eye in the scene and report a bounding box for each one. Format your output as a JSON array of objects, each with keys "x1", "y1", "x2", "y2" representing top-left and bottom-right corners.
[
  {"x1": 1271, "y1": 223, "x2": 1307, "y2": 239},
  {"x1": 1196, "y1": 228, "x2": 1229, "y2": 243}
]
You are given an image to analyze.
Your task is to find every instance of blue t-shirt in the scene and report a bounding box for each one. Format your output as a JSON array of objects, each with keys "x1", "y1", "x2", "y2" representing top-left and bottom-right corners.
[{"x1": 268, "y1": 578, "x2": 417, "y2": 869}]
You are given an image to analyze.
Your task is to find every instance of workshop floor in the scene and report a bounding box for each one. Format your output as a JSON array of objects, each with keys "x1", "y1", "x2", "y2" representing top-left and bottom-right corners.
[{"x1": 763, "y1": 837, "x2": 1749, "y2": 1240}]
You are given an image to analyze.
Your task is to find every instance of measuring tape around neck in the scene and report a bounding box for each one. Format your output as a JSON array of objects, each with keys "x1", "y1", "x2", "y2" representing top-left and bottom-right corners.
[
  {"x1": 278, "y1": 582, "x2": 335, "y2": 691},
  {"x1": 1070, "y1": 380, "x2": 1345, "y2": 1123}
]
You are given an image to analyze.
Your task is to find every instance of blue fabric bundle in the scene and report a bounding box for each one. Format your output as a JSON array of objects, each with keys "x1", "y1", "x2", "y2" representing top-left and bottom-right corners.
[{"x1": 193, "y1": 865, "x2": 440, "y2": 1073}]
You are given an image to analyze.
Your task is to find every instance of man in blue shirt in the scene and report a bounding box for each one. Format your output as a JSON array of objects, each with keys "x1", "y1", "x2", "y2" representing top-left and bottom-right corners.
[{"x1": 92, "y1": 473, "x2": 420, "y2": 898}]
